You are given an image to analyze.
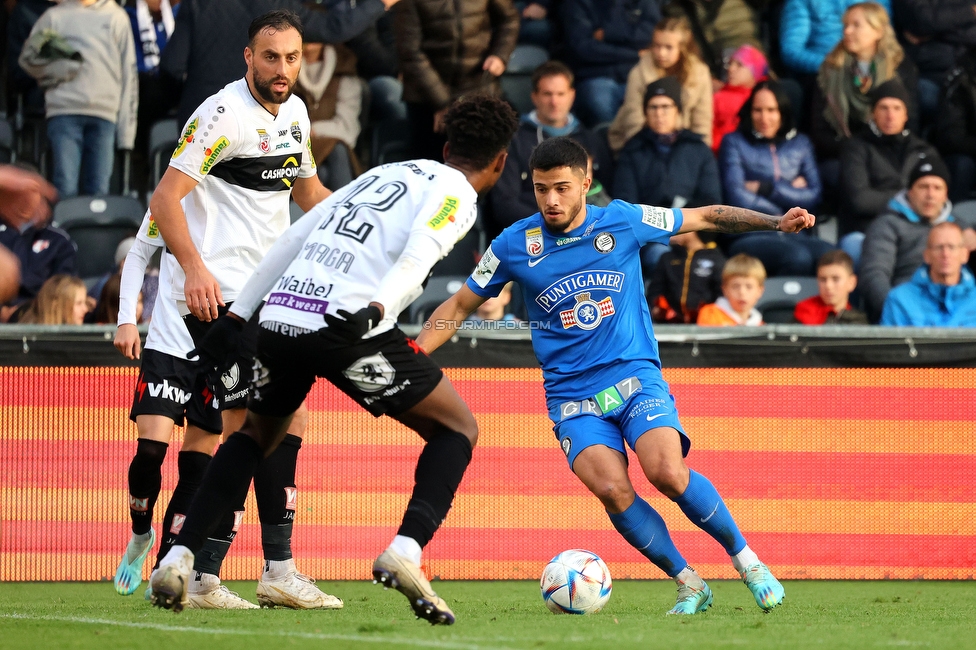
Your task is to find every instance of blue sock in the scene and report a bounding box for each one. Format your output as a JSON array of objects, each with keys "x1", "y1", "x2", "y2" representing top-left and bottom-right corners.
[
  {"x1": 674, "y1": 470, "x2": 747, "y2": 555},
  {"x1": 607, "y1": 495, "x2": 687, "y2": 577}
]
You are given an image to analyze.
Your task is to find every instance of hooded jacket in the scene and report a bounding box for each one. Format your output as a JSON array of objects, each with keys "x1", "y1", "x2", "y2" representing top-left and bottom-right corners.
[
  {"x1": 880, "y1": 265, "x2": 976, "y2": 326},
  {"x1": 613, "y1": 128, "x2": 721, "y2": 208}
]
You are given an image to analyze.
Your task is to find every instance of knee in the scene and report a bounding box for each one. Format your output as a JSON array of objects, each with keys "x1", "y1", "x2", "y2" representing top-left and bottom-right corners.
[
  {"x1": 590, "y1": 480, "x2": 636, "y2": 512},
  {"x1": 647, "y1": 463, "x2": 689, "y2": 499},
  {"x1": 456, "y1": 413, "x2": 479, "y2": 449}
]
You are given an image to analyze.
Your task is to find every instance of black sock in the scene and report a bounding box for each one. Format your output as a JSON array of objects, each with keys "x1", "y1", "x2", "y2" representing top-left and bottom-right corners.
[
  {"x1": 174, "y1": 432, "x2": 261, "y2": 554},
  {"x1": 397, "y1": 431, "x2": 472, "y2": 548},
  {"x1": 254, "y1": 434, "x2": 301, "y2": 562},
  {"x1": 127, "y1": 439, "x2": 168, "y2": 535},
  {"x1": 155, "y1": 451, "x2": 210, "y2": 569},
  {"x1": 193, "y1": 502, "x2": 244, "y2": 576}
]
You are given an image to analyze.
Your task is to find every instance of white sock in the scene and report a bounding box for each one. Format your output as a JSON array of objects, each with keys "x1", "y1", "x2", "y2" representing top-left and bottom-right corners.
[
  {"x1": 389, "y1": 535, "x2": 422, "y2": 566},
  {"x1": 675, "y1": 565, "x2": 705, "y2": 589},
  {"x1": 731, "y1": 545, "x2": 761, "y2": 573},
  {"x1": 264, "y1": 558, "x2": 296, "y2": 579},
  {"x1": 160, "y1": 544, "x2": 193, "y2": 568}
]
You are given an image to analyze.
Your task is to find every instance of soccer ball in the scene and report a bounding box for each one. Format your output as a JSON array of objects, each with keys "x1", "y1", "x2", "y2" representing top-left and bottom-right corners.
[{"x1": 540, "y1": 549, "x2": 612, "y2": 614}]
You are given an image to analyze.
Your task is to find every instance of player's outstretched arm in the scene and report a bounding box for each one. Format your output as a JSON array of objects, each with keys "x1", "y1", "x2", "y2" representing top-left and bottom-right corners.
[
  {"x1": 416, "y1": 284, "x2": 487, "y2": 354},
  {"x1": 149, "y1": 167, "x2": 223, "y2": 321},
  {"x1": 679, "y1": 205, "x2": 816, "y2": 234}
]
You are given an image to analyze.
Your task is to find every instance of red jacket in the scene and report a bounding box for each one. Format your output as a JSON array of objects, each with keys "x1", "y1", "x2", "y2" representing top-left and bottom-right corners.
[{"x1": 712, "y1": 83, "x2": 752, "y2": 155}]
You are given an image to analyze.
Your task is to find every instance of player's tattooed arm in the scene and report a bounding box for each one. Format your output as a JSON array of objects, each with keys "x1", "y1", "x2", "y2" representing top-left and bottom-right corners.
[{"x1": 680, "y1": 205, "x2": 815, "y2": 234}]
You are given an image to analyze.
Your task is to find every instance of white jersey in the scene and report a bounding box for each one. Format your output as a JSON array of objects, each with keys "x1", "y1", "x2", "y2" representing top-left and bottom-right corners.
[
  {"x1": 258, "y1": 160, "x2": 479, "y2": 332},
  {"x1": 167, "y1": 78, "x2": 316, "y2": 302}
]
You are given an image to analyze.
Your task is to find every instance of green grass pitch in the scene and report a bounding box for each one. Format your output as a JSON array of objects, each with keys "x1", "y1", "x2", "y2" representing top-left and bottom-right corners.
[{"x1": 2, "y1": 580, "x2": 975, "y2": 649}]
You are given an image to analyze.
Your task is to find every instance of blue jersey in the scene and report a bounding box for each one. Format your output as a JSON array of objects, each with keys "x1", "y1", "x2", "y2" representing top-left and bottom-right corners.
[{"x1": 467, "y1": 200, "x2": 683, "y2": 404}]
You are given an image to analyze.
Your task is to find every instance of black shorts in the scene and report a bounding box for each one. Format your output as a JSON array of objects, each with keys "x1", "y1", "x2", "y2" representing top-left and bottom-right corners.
[
  {"x1": 248, "y1": 322, "x2": 444, "y2": 418},
  {"x1": 129, "y1": 349, "x2": 223, "y2": 434},
  {"x1": 183, "y1": 303, "x2": 260, "y2": 410}
]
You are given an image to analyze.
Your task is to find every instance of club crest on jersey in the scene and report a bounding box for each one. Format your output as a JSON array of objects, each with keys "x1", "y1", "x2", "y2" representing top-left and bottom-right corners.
[
  {"x1": 594, "y1": 232, "x2": 615, "y2": 253},
  {"x1": 559, "y1": 292, "x2": 615, "y2": 330},
  {"x1": 290, "y1": 121, "x2": 302, "y2": 143},
  {"x1": 257, "y1": 129, "x2": 271, "y2": 153},
  {"x1": 560, "y1": 437, "x2": 572, "y2": 457},
  {"x1": 343, "y1": 353, "x2": 395, "y2": 393},
  {"x1": 220, "y1": 363, "x2": 240, "y2": 390},
  {"x1": 525, "y1": 227, "x2": 544, "y2": 256},
  {"x1": 31, "y1": 239, "x2": 50, "y2": 254}
]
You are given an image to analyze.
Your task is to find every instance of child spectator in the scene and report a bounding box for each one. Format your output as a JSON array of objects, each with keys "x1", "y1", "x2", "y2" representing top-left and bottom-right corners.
[
  {"x1": 18, "y1": 274, "x2": 89, "y2": 324},
  {"x1": 697, "y1": 253, "x2": 766, "y2": 325},
  {"x1": 647, "y1": 231, "x2": 726, "y2": 324},
  {"x1": 794, "y1": 250, "x2": 868, "y2": 324},
  {"x1": 607, "y1": 16, "x2": 712, "y2": 153},
  {"x1": 712, "y1": 44, "x2": 767, "y2": 155},
  {"x1": 93, "y1": 272, "x2": 143, "y2": 325}
]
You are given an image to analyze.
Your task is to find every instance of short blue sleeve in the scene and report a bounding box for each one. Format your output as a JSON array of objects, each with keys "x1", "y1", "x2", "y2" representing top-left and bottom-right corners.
[
  {"x1": 615, "y1": 200, "x2": 684, "y2": 247},
  {"x1": 466, "y1": 234, "x2": 513, "y2": 299}
]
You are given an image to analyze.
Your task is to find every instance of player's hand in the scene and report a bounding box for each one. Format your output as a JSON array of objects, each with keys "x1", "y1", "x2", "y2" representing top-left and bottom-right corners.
[
  {"x1": 778, "y1": 207, "x2": 815, "y2": 233},
  {"x1": 322, "y1": 305, "x2": 382, "y2": 343},
  {"x1": 184, "y1": 265, "x2": 224, "y2": 321},
  {"x1": 115, "y1": 323, "x2": 142, "y2": 360},
  {"x1": 187, "y1": 314, "x2": 244, "y2": 372}
]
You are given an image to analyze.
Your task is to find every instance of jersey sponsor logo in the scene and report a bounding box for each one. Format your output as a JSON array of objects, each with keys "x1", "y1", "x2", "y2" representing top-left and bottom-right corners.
[
  {"x1": 306, "y1": 138, "x2": 316, "y2": 170},
  {"x1": 31, "y1": 239, "x2": 50, "y2": 254},
  {"x1": 290, "y1": 121, "x2": 302, "y2": 143},
  {"x1": 556, "y1": 236, "x2": 581, "y2": 246},
  {"x1": 267, "y1": 292, "x2": 329, "y2": 315},
  {"x1": 472, "y1": 245, "x2": 499, "y2": 288},
  {"x1": 525, "y1": 227, "x2": 544, "y2": 256},
  {"x1": 172, "y1": 117, "x2": 199, "y2": 158},
  {"x1": 275, "y1": 274, "x2": 337, "y2": 297},
  {"x1": 261, "y1": 156, "x2": 301, "y2": 188},
  {"x1": 146, "y1": 216, "x2": 159, "y2": 238},
  {"x1": 640, "y1": 205, "x2": 674, "y2": 231},
  {"x1": 535, "y1": 270, "x2": 625, "y2": 312},
  {"x1": 427, "y1": 196, "x2": 460, "y2": 230},
  {"x1": 208, "y1": 152, "x2": 305, "y2": 192},
  {"x1": 200, "y1": 136, "x2": 230, "y2": 175},
  {"x1": 128, "y1": 495, "x2": 148, "y2": 512},
  {"x1": 275, "y1": 142, "x2": 290, "y2": 150},
  {"x1": 343, "y1": 353, "x2": 395, "y2": 393},
  {"x1": 257, "y1": 128, "x2": 271, "y2": 153},
  {"x1": 170, "y1": 513, "x2": 186, "y2": 534},
  {"x1": 220, "y1": 363, "x2": 240, "y2": 390},
  {"x1": 284, "y1": 487, "x2": 297, "y2": 511},
  {"x1": 593, "y1": 384, "x2": 624, "y2": 412},
  {"x1": 593, "y1": 232, "x2": 615, "y2": 253},
  {"x1": 527, "y1": 254, "x2": 550, "y2": 268},
  {"x1": 559, "y1": 292, "x2": 615, "y2": 330},
  {"x1": 142, "y1": 378, "x2": 192, "y2": 405}
]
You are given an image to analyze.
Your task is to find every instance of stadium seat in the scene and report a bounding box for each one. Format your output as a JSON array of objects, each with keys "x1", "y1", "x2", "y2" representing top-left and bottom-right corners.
[
  {"x1": 370, "y1": 117, "x2": 412, "y2": 166},
  {"x1": 53, "y1": 195, "x2": 145, "y2": 279},
  {"x1": 148, "y1": 118, "x2": 180, "y2": 194},
  {"x1": 952, "y1": 200, "x2": 976, "y2": 224},
  {"x1": 500, "y1": 44, "x2": 549, "y2": 115},
  {"x1": 755, "y1": 276, "x2": 820, "y2": 324},
  {"x1": 405, "y1": 275, "x2": 468, "y2": 324}
]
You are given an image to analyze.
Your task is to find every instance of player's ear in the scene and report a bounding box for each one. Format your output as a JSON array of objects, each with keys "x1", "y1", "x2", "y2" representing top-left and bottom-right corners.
[
  {"x1": 442, "y1": 142, "x2": 451, "y2": 162},
  {"x1": 492, "y1": 151, "x2": 508, "y2": 174}
]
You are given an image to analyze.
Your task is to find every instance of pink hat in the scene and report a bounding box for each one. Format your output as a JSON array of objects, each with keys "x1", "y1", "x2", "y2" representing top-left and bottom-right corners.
[{"x1": 731, "y1": 44, "x2": 768, "y2": 82}]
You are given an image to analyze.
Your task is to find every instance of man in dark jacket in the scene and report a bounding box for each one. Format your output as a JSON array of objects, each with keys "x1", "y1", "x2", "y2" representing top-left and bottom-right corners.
[
  {"x1": 561, "y1": 0, "x2": 661, "y2": 126},
  {"x1": 838, "y1": 79, "x2": 939, "y2": 264},
  {"x1": 162, "y1": 0, "x2": 399, "y2": 127},
  {"x1": 934, "y1": 47, "x2": 976, "y2": 203},
  {"x1": 860, "y1": 155, "x2": 976, "y2": 321},
  {"x1": 486, "y1": 61, "x2": 612, "y2": 239},
  {"x1": 395, "y1": 0, "x2": 519, "y2": 160}
]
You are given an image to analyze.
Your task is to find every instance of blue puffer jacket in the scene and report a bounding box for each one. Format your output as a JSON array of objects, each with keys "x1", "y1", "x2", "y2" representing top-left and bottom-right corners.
[
  {"x1": 718, "y1": 130, "x2": 822, "y2": 213},
  {"x1": 779, "y1": 0, "x2": 892, "y2": 74},
  {"x1": 880, "y1": 265, "x2": 976, "y2": 326}
]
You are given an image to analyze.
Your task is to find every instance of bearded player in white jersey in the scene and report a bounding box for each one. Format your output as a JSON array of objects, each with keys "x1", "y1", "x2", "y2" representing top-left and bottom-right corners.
[
  {"x1": 148, "y1": 95, "x2": 520, "y2": 623},
  {"x1": 112, "y1": 10, "x2": 337, "y2": 610}
]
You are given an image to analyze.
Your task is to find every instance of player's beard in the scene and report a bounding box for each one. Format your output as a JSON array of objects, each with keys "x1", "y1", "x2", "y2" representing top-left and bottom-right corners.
[
  {"x1": 252, "y1": 69, "x2": 295, "y2": 105},
  {"x1": 543, "y1": 192, "x2": 585, "y2": 232}
]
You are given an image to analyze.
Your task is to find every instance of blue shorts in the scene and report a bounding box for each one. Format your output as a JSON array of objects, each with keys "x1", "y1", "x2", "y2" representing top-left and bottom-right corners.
[{"x1": 550, "y1": 371, "x2": 690, "y2": 470}]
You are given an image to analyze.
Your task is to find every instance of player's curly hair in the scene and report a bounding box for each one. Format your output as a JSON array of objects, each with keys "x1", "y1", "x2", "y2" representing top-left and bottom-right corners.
[{"x1": 443, "y1": 94, "x2": 519, "y2": 170}]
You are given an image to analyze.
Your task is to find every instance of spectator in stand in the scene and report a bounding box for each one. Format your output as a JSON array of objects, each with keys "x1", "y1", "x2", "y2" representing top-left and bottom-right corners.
[
  {"x1": 162, "y1": 0, "x2": 401, "y2": 128},
  {"x1": 343, "y1": 11, "x2": 406, "y2": 121},
  {"x1": 934, "y1": 47, "x2": 976, "y2": 203},
  {"x1": 718, "y1": 80, "x2": 834, "y2": 276},
  {"x1": 17, "y1": 274, "x2": 89, "y2": 325},
  {"x1": 608, "y1": 16, "x2": 712, "y2": 153},
  {"x1": 394, "y1": 0, "x2": 519, "y2": 160},
  {"x1": 293, "y1": 42, "x2": 362, "y2": 190},
  {"x1": 860, "y1": 155, "x2": 976, "y2": 321},
  {"x1": 662, "y1": 0, "x2": 761, "y2": 80},
  {"x1": 93, "y1": 272, "x2": 144, "y2": 325},
  {"x1": 697, "y1": 253, "x2": 766, "y2": 325},
  {"x1": 893, "y1": 0, "x2": 976, "y2": 124},
  {"x1": 838, "y1": 78, "x2": 939, "y2": 267},
  {"x1": 0, "y1": 164, "x2": 66, "y2": 323},
  {"x1": 647, "y1": 231, "x2": 726, "y2": 324},
  {"x1": 6, "y1": 0, "x2": 56, "y2": 119},
  {"x1": 812, "y1": 1, "x2": 917, "y2": 193},
  {"x1": 880, "y1": 221, "x2": 976, "y2": 325},
  {"x1": 465, "y1": 281, "x2": 519, "y2": 323},
  {"x1": 486, "y1": 61, "x2": 612, "y2": 239},
  {"x1": 712, "y1": 44, "x2": 767, "y2": 155},
  {"x1": 779, "y1": 0, "x2": 891, "y2": 77},
  {"x1": 19, "y1": 0, "x2": 138, "y2": 198},
  {"x1": 515, "y1": 1, "x2": 552, "y2": 48},
  {"x1": 561, "y1": 0, "x2": 661, "y2": 127},
  {"x1": 794, "y1": 249, "x2": 868, "y2": 324},
  {"x1": 614, "y1": 77, "x2": 721, "y2": 274}
]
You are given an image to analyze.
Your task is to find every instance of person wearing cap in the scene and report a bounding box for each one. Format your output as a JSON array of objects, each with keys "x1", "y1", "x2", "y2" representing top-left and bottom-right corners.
[
  {"x1": 614, "y1": 76, "x2": 721, "y2": 274},
  {"x1": 879, "y1": 221, "x2": 976, "y2": 326},
  {"x1": 712, "y1": 44, "x2": 768, "y2": 155},
  {"x1": 837, "y1": 77, "x2": 938, "y2": 266},
  {"x1": 859, "y1": 154, "x2": 976, "y2": 321}
]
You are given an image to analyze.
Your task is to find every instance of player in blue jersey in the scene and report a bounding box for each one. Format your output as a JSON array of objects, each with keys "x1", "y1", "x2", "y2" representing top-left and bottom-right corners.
[{"x1": 418, "y1": 137, "x2": 814, "y2": 615}]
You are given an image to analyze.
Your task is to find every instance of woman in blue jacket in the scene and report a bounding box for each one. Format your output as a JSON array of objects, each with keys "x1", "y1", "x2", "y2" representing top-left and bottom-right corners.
[{"x1": 718, "y1": 80, "x2": 836, "y2": 276}]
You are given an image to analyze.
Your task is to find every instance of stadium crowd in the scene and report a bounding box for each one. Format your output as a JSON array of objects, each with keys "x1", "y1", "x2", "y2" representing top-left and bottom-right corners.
[{"x1": 2, "y1": 0, "x2": 976, "y2": 326}]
